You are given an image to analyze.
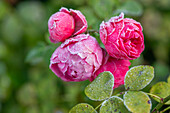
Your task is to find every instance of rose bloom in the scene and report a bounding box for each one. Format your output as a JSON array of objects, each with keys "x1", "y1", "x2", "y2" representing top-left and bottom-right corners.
[
  {"x1": 100, "y1": 12, "x2": 144, "y2": 60},
  {"x1": 50, "y1": 34, "x2": 103, "y2": 82},
  {"x1": 48, "y1": 7, "x2": 87, "y2": 43},
  {"x1": 90, "y1": 49, "x2": 131, "y2": 88}
]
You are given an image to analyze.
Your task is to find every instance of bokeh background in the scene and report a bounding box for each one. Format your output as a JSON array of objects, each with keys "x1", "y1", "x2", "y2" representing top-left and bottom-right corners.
[{"x1": 0, "y1": 0, "x2": 170, "y2": 113}]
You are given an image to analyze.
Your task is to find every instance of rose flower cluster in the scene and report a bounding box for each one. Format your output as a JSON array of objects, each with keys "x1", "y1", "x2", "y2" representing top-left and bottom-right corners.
[{"x1": 48, "y1": 7, "x2": 144, "y2": 88}]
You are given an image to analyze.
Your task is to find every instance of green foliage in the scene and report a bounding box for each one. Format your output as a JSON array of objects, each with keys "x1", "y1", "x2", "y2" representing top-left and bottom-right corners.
[
  {"x1": 0, "y1": 41, "x2": 8, "y2": 58},
  {"x1": 0, "y1": 73, "x2": 11, "y2": 100},
  {"x1": 168, "y1": 76, "x2": 170, "y2": 84},
  {"x1": 78, "y1": 7, "x2": 98, "y2": 27},
  {"x1": 0, "y1": 1, "x2": 9, "y2": 20},
  {"x1": 26, "y1": 42, "x2": 46, "y2": 64},
  {"x1": 114, "y1": 0, "x2": 143, "y2": 16},
  {"x1": 124, "y1": 65, "x2": 154, "y2": 90},
  {"x1": 87, "y1": 0, "x2": 116, "y2": 19},
  {"x1": 0, "y1": 62, "x2": 10, "y2": 101},
  {"x1": 16, "y1": 83, "x2": 37, "y2": 106},
  {"x1": 69, "y1": 65, "x2": 170, "y2": 113},
  {"x1": 17, "y1": 1, "x2": 46, "y2": 25},
  {"x1": 1, "y1": 14, "x2": 23, "y2": 45},
  {"x1": 26, "y1": 42, "x2": 56, "y2": 65},
  {"x1": 154, "y1": 0, "x2": 170, "y2": 10},
  {"x1": 153, "y1": 62, "x2": 169, "y2": 82},
  {"x1": 100, "y1": 96, "x2": 130, "y2": 113},
  {"x1": 124, "y1": 91, "x2": 152, "y2": 113},
  {"x1": 69, "y1": 103, "x2": 97, "y2": 113},
  {"x1": 85, "y1": 71, "x2": 114, "y2": 101},
  {"x1": 150, "y1": 80, "x2": 170, "y2": 104}
]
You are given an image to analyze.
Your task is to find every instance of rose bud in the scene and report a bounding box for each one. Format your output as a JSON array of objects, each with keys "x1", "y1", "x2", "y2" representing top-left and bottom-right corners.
[
  {"x1": 100, "y1": 12, "x2": 144, "y2": 60},
  {"x1": 49, "y1": 34, "x2": 103, "y2": 82},
  {"x1": 90, "y1": 49, "x2": 131, "y2": 88},
  {"x1": 48, "y1": 7, "x2": 88, "y2": 43}
]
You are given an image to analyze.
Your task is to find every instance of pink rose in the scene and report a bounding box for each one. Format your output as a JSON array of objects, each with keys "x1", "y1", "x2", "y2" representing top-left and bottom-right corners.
[
  {"x1": 48, "y1": 7, "x2": 87, "y2": 43},
  {"x1": 100, "y1": 12, "x2": 144, "y2": 60},
  {"x1": 50, "y1": 34, "x2": 103, "y2": 82},
  {"x1": 90, "y1": 49, "x2": 131, "y2": 88}
]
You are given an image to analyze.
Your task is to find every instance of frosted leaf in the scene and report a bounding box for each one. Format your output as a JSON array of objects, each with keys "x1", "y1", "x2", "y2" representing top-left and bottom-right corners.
[
  {"x1": 69, "y1": 103, "x2": 97, "y2": 113},
  {"x1": 124, "y1": 91, "x2": 152, "y2": 113},
  {"x1": 150, "y1": 82, "x2": 170, "y2": 105},
  {"x1": 124, "y1": 65, "x2": 154, "y2": 90},
  {"x1": 85, "y1": 71, "x2": 114, "y2": 101},
  {"x1": 100, "y1": 96, "x2": 130, "y2": 113}
]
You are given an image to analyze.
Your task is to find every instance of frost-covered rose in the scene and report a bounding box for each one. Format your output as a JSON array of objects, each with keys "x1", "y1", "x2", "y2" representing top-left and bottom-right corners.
[
  {"x1": 100, "y1": 12, "x2": 144, "y2": 60},
  {"x1": 91, "y1": 49, "x2": 131, "y2": 88},
  {"x1": 48, "y1": 7, "x2": 87, "y2": 43},
  {"x1": 50, "y1": 34, "x2": 103, "y2": 82}
]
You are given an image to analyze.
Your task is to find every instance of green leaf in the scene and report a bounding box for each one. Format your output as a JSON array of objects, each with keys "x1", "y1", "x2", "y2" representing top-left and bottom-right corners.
[
  {"x1": 150, "y1": 82, "x2": 170, "y2": 104},
  {"x1": 167, "y1": 75, "x2": 170, "y2": 85},
  {"x1": 26, "y1": 42, "x2": 58, "y2": 65},
  {"x1": 25, "y1": 42, "x2": 45, "y2": 64},
  {"x1": 43, "y1": 45, "x2": 56, "y2": 65},
  {"x1": 85, "y1": 71, "x2": 114, "y2": 101},
  {"x1": 100, "y1": 96, "x2": 130, "y2": 113},
  {"x1": 124, "y1": 91, "x2": 152, "y2": 113},
  {"x1": 87, "y1": 0, "x2": 115, "y2": 19},
  {"x1": 17, "y1": 1, "x2": 46, "y2": 25},
  {"x1": 69, "y1": 103, "x2": 97, "y2": 113},
  {"x1": 124, "y1": 65, "x2": 154, "y2": 90},
  {"x1": 78, "y1": 7, "x2": 98, "y2": 27},
  {"x1": 114, "y1": 0, "x2": 143, "y2": 16}
]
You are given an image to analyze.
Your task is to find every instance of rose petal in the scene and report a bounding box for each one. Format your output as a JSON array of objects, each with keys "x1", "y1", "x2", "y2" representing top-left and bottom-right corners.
[
  {"x1": 99, "y1": 12, "x2": 144, "y2": 60},
  {"x1": 49, "y1": 34, "x2": 103, "y2": 82},
  {"x1": 70, "y1": 9, "x2": 88, "y2": 35},
  {"x1": 92, "y1": 52, "x2": 131, "y2": 88}
]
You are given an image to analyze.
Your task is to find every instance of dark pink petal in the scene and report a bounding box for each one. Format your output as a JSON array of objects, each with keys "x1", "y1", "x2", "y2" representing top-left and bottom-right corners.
[
  {"x1": 48, "y1": 11, "x2": 75, "y2": 42},
  {"x1": 99, "y1": 12, "x2": 144, "y2": 60},
  {"x1": 70, "y1": 9, "x2": 88, "y2": 35},
  {"x1": 59, "y1": 7, "x2": 88, "y2": 35},
  {"x1": 92, "y1": 50, "x2": 131, "y2": 88}
]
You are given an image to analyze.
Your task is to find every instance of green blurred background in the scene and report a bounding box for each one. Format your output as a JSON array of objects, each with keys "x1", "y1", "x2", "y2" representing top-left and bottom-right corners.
[{"x1": 0, "y1": 0, "x2": 169, "y2": 113}]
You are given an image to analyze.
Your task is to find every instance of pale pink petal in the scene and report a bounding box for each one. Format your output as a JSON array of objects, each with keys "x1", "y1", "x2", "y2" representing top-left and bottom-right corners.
[{"x1": 49, "y1": 34, "x2": 103, "y2": 82}]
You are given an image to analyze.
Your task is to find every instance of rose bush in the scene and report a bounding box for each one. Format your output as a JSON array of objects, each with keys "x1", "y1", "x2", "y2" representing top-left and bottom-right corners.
[
  {"x1": 48, "y1": 10, "x2": 143, "y2": 87},
  {"x1": 100, "y1": 12, "x2": 144, "y2": 60},
  {"x1": 48, "y1": 7, "x2": 87, "y2": 43},
  {"x1": 50, "y1": 34, "x2": 103, "y2": 82},
  {"x1": 90, "y1": 49, "x2": 131, "y2": 88}
]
